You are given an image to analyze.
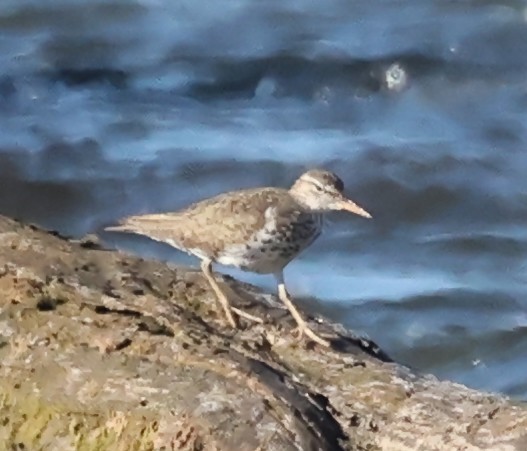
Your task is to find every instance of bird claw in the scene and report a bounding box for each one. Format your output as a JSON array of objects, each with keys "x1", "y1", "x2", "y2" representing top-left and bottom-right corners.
[
  {"x1": 231, "y1": 307, "x2": 264, "y2": 324},
  {"x1": 291, "y1": 325, "x2": 331, "y2": 348},
  {"x1": 224, "y1": 310, "x2": 238, "y2": 328}
]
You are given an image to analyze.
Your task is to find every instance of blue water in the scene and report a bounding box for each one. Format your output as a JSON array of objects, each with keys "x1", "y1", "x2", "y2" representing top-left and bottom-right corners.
[{"x1": 2, "y1": 0, "x2": 527, "y2": 397}]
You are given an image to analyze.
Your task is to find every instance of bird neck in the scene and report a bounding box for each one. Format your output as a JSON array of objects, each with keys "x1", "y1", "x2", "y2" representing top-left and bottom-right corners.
[{"x1": 288, "y1": 186, "x2": 325, "y2": 213}]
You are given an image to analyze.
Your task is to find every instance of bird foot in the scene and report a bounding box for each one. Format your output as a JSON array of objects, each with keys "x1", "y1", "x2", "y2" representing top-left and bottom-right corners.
[
  {"x1": 231, "y1": 307, "x2": 264, "y2": 324},
  {"x1": 223, "y1": 308, "x2": 238, "y2": 328},
  {"x1": 291, "y1": 325, "x2": 331, "y2": 348}
]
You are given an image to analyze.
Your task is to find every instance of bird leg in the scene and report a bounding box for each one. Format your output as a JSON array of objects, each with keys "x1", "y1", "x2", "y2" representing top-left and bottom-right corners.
[
  {"x1": 231, "y1": 306, "x2": 264, "y2": 324},
  {"x1": 218, "y1": 282, "x2": 264, "y2": 324},
  {"x1": 200, "y1": 259, "x2": 263, "y2": 327},
  {"x1": 275, "y1": 272, "x2": 331, "y2": 347}
]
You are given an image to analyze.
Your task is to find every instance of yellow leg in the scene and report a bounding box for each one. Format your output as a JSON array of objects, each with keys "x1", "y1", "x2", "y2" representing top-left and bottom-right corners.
[
  {"x1": 275, "y1": 272, "x2": 330, "y2": 347},
  {"x1": 231, "y1": 306, "x2": 264, "y2": 324},
  {"x1": 200, "y1": 259, "x2": 263, "y2": 327}
]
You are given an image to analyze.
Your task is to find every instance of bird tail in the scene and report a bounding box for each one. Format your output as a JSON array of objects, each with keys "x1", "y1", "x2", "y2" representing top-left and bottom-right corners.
[
  {"x1": 104, "y1": 221, "x2": 142, "y2": 234},
  {"x1": 104, "y1": 214, "x2": 170, "y2": 234},
  {"x1": 105, "y1": 224, "x2": 131, "y2": 233},
  {"x1": 104, "y1": 214, "x2": 186, "y2": 250}
]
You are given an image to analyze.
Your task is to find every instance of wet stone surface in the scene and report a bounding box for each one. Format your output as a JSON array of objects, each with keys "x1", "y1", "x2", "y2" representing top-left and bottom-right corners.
[{"x1": 0, "y1": 214, "x2": 527, "y2": 450}]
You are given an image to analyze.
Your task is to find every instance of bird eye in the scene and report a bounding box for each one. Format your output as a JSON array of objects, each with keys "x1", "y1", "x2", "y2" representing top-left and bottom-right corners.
[{"x1": 314, "y1": 185, "x2": 323, "y2": 192}]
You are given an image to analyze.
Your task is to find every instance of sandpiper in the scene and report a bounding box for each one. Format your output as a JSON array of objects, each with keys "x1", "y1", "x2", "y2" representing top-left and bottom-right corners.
[{"x1": 105, "y1": 169, "x2": 371, "y2": 347}]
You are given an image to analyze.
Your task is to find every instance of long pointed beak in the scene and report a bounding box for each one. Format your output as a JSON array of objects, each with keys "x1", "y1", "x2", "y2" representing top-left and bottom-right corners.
[{"x1": 336, "y1": 198, "x2": 372, "y2": 219}]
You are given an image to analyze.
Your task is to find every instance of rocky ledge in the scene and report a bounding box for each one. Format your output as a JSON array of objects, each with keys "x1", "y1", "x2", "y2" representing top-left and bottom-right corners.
[{"x1": 0, "y1": 214, "x2": 526, "y2": 450}]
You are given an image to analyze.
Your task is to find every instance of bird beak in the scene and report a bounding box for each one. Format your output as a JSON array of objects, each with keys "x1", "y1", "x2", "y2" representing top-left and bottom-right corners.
[{"x1": 336, "y1": 197, "x2": 372, "y2": 218}]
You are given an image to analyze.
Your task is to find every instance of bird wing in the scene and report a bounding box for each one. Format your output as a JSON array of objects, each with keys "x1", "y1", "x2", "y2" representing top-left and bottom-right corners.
[{"x1": 105, "y1": 187, "x2": 302, "y2": 258}]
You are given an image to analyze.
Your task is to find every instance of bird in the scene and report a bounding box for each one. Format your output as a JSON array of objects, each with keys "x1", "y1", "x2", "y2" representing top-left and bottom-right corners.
[{"x1": 105, "y1": 169, "x2": 371, "y2": 347}]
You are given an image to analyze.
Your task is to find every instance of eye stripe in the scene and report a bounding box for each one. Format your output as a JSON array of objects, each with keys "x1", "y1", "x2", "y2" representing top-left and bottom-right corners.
[
  {"x1": 302, "y1": 175, "x2": 326, "y2": 191},
  {"x1": 299, "y1": 170, "x2": 345, "y2": 193}
]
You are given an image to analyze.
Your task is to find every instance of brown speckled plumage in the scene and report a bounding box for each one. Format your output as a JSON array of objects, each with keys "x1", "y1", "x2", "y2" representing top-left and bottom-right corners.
[
  {"x1": 106, "y1": 169, "x2": 371, "y2": 347},
  {"x1": 110, "y1": 187, "x2": 319, "y2": 270}
]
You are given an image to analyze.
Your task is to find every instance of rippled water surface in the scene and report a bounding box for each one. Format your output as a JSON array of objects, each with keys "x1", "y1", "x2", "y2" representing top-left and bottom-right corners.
[{"x1": 2, "y1": 0, "x2": 527, "y2": 397}]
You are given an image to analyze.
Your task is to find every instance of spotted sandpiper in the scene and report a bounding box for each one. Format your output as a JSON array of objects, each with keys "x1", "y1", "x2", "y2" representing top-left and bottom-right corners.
[{"x1": 105, "y1": 169, "x2": 371, "y2": 347}]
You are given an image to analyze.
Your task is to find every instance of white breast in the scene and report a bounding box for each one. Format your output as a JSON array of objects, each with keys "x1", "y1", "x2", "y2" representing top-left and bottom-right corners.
[{"x1": 216, "y1": 207, "x2": 323, "y2": 274}]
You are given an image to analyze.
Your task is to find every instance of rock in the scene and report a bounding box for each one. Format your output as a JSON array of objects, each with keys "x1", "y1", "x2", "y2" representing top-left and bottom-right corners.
[{"x1": 0, "y1": 214, "x2": 526, "y2": 450}]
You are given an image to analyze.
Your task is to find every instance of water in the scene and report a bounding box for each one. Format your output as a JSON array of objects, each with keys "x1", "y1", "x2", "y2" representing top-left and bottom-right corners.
[{"x1": 2, "y1": 0, "x2": 527, "y2": 397}]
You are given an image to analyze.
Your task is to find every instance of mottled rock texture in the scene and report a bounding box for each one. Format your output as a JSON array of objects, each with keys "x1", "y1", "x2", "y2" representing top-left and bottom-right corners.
[{"x1": 0, "y1": 214, "x2": 526, "y2": 450}]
